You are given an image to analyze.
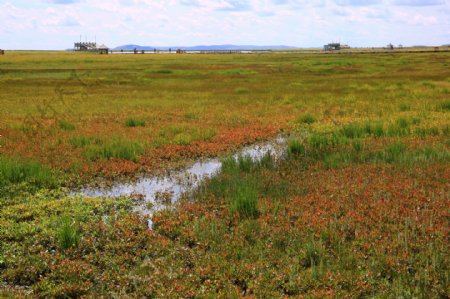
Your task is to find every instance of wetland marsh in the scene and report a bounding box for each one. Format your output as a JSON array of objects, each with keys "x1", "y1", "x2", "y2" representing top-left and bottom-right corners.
[{"x1": 0, "y1": 51, "x2": 449, "y2": 297}]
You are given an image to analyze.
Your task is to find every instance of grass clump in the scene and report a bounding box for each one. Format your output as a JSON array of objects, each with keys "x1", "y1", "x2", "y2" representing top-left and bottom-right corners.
[
  {"x1": 323, "y1": 152, "x2": 350, "y2": 169},
  {"x1": 69, "y1": 136, "x2": 92, "y2": 148},
  {"x1": 303, "y1": 238, "x2": 325, "y2": 268},
  {"x1": 352, "y1": 140, "x2": 364, "y2": 152},
  {"x1": 146, "y1": 69, "x2": 173, "y2": 74},
  {"x1": 288, "y1": 139, "x2": 305, "y2": 155},
  {"x1": 386, "y1": 118, "x2": 411, "y2": 137},
  {"x1": 309, "y1": 133, "x2": 330, "y2": 150},
  {"x1": 173, "y1": 133, "x2": 191, "y2": 146},
  {"x1": 57, "y1": 217, "x2": 80, "y2": 250},
  {"x1": 220, "y1": 157, "x2": 240, "y2": 175},
  {"x1": 364, "y1": 122, "x2": 385, "y2": 137},
  {"x1": 0, "y1": 157, "x2": 58, "y2": 189},
  {"x1": 415, "y1": 127, "x2": 439, "y2": 138},
  {"x1": 230, "y1": 181, "x2": 259, "y2": 219},
  {"x1": 384, "y1": 141, "x2": 406, "y2": 163},
  {"x1": 297, "y1": 113, "x2": 316, "y2": 124},
  {"x1": 125, "y1": 118, "x2": 146, "y2": 127},
  {"x1": 341, "y1": 123, "x2": 366, "y2": 139},
  {"x1": 437, "y1": 100, "x2": 450, "y2": 111},
  {"x1": 399, "y1": 103, "x2": 411, "y2": 111},
  {"x1": 59, "y1": 120, "x2": 76, "y2": 131},
  {"x1": 84, "y1": 140, "x2": 144, "y2": 162},
  {"x1": 235, "y1": 87, "x2": 251, "y2": 94},
  {"x1": 237, "y1": 155, "x2": 254, "y2": 172}
]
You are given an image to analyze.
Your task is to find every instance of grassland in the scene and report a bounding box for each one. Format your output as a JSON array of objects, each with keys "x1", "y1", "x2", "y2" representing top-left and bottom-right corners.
[{"x1": 0, "y1": 51, "x2": 449, "y2": 297}]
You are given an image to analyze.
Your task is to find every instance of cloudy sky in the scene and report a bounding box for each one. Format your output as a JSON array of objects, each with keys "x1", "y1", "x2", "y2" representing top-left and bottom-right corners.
[{"x1": 0, "y1": 0, "x2": 448, "y2": 49}]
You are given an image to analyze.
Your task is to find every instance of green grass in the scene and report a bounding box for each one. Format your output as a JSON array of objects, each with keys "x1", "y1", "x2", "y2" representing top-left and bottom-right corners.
[
  {"x1": 146, "y1": 69, "x2": 173, "y2": 74},
  {"x1": 297, "y1": 113, "x2": 316, "y2": 124},
  {"x1": 57, "y1": 217, "x2": 80, "y2": 250},
  {"x1": 125, "y1": 118, "x2": 146, "y2": 127},
  {"x1": 288, "y1": 139, "x2": 305, "y2": 155},
  {"x1": 69, "y1": 136, "x2": 93, "y2": 148},
  {"x1": 156, "y1": 126, "x2": 217, "y2": 146},
  {"x1": 399, "y1": 103, "x2": 411, "y2": 111},
  {"x1": 341, "y1": 123, "x2": 367, "y2": 139},
  {"x1": 352, "y1": 140, "x2": 364, "y2": 152},
  {"x1": 437, "y1": 100, "x2": 450, "y2": 111},
  {"x1": 59, "y1": 120, "x2": 76, "y2": 131},
  {"x1": 230, "y1": 181, "x2": 259, "y2": 219},
  {"x1": 309, "y1": 133, "x2": 331, "y2": 150},
  {"x1": 237, "y1": 155, "x2": 254, "y2": 172},
  {"x1": 0, "y1": 157, "x2": 59, "y2": 189},
  {"x1": 84, "y1": 139, "x2": 144, "y2": 162},
  {"x1": 384, "y1": 141, "x2": 406, "y2": 162},
  {"x1": 235, "y1": 87, "x2": 251, "y2": 94}
]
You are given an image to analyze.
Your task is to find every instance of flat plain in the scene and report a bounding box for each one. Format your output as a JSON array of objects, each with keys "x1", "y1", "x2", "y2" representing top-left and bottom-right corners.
[{"x1": 0, "y1": 51, "x2": 449, "y2": 297}]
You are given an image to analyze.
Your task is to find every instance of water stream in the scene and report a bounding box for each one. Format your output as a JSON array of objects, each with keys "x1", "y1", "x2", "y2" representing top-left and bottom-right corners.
[{"x1": 77, "y1": 135, "x2": 288, "y2": 226}]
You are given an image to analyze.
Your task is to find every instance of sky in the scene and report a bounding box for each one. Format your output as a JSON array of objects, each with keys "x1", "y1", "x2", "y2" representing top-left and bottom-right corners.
[{"x1": 0, "y1": 0, "x2": 449, "y2": 50}]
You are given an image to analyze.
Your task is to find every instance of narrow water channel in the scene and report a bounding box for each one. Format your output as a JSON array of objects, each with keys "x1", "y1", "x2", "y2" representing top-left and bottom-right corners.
[{"x1": 77, "y1": 135, "x2": 288, "y2": 225}]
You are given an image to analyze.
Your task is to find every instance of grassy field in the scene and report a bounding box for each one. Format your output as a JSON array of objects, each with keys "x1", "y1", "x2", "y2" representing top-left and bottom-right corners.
[{"x1": 0, "y1": 51, "x2": 449, "y2": 297}]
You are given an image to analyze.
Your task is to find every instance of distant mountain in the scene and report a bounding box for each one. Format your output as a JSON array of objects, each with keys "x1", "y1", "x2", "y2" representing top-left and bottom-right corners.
[{"x1": 113, "y1": 44, "x2": 296, "y2": 51}]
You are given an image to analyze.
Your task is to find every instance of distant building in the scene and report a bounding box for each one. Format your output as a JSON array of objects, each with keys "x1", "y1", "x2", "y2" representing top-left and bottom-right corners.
[
  {"x1": 98, "y1": 44, "x2": 109, "y2": 54},
  {"x1": 324, "y1": 43, "x2": 341, "y2": 51},
  {"x1": 74, "y1": 42, "x2": 110, "y2": 54},
  {"x1": 74, "y1": 42, "x2": 97, "y2": 51}
]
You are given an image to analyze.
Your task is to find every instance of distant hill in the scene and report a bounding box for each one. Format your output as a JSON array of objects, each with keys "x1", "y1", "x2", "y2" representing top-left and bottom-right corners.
[{"x1": 113, "y1": 44, "x2": 296, "y2": 51}]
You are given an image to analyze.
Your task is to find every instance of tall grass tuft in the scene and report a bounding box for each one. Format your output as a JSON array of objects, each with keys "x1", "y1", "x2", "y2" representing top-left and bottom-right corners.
[
  {"x1": 69, "y1": 136, "x2": 92, "y2": 148},
  {"x1": 57, "y1": 217, "x2": 80, "y2": 250},
  {"x1": 399, "y1": 103, "x2": 411, "y2": 111},
  {"x1": 309, "y1": 134, "x2": 330, "y2": 150},
  {"x1": 84, "y1": 140, "x2": 144, "y2": 162},
  {"x1": 364, "y1": 122, "x2": 385, "y2": 137},
  {"x1": 303, "y1": 238, "x2": 325, "y2": 268},
  {"x1": 125, "y1": 118, "x2": 146, "y2": 127},
  {"x1": 0, "y1": 157, "x2": 58, "y2": 189},
  {"x1": 341, "y1": 123, "x2": 366, "y2": 139},
  {"x1": 437, "y1": 100, "x2": 450, "y2": 111},
  {"x1": 384, "y1": 141, "x2": 406, "y2": 162},
  {"x1": 288, "y1": 139, "x2": 305, "y2": 156},
  {"x1": 59, "y1": 120, "x2": 76, "y2": 131},
  {"x1": 237, "y1": 155, "x2": 254, "y2": 172},
  {"x1": 297, "y1": 113, "x2": 316, "y2": 124},
  {"x1": 230, "y1": 181, "x2": 259, "y2": 219},
  {"x1": 221, "y1": 157, "x2": 239, "y2": 175}
]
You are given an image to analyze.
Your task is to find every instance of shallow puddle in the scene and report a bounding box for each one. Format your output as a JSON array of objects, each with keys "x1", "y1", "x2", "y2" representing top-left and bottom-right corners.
[{"x1": 77, "y1": 135, "x2": 288, "y2": 226}]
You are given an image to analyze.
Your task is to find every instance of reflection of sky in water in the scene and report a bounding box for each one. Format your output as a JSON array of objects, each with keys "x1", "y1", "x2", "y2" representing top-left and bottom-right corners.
[{"x1": 78, "y1": 136, "x2": 287, "y2": 220}]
